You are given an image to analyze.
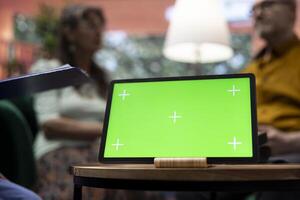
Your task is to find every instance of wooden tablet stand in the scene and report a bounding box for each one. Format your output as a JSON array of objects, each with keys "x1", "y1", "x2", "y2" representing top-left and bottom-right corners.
[{"x1": 154, "y1": 157, "x2": 208, "y2": 168}]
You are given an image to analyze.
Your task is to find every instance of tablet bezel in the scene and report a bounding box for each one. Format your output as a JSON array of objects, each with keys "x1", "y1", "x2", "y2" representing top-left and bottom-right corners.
[{"x1": 99, "y1": 73, "x2": 258, "y2": 164}]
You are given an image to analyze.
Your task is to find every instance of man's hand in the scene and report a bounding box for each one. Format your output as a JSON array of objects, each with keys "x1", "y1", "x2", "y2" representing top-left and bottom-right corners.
[{"x1": 258, "y1": 125, "x2": 292, "y2": 155}]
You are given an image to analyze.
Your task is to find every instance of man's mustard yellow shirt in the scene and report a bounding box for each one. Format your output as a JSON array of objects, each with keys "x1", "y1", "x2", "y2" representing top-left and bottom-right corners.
[{"x1": 243, "y1": 38, "x2": 300, "y2": 131}]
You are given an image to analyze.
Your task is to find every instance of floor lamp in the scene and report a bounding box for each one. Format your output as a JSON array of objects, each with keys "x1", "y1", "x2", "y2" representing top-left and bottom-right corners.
[{"x1": 163, "y1": 0, "x2": 233, "y2": 74}]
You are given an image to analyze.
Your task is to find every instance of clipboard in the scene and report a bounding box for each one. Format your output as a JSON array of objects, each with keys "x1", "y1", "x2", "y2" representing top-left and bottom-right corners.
[{"x1": 0, "y1": 64, "x2": 90, "y2": 99}]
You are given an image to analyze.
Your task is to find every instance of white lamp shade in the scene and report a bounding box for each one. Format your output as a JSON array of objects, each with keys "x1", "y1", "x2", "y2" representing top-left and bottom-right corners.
[{"x1": 163, "y1": 0, "x2": 233, "y2": 64}]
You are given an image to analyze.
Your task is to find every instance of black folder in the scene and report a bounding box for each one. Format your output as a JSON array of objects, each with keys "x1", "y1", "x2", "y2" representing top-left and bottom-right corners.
[{"x1": 0, "y1": 64, "x2": 90, "y2": 99}]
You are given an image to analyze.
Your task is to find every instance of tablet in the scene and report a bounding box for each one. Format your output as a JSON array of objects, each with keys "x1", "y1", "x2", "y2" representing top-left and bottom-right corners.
[{"x1": 99, "y1": 74, "x2": 258, "y2": 164}]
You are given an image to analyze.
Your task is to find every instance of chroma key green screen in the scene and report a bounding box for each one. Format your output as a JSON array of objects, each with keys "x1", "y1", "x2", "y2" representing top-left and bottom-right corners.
[{"x1": 102, "y1": 76, "x2": 254, "y2": 158}]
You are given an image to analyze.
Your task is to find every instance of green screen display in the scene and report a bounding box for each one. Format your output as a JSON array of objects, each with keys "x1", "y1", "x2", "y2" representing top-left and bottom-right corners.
[{"x1": 104, "y1": 77, "x2": 253, "y2": 158}]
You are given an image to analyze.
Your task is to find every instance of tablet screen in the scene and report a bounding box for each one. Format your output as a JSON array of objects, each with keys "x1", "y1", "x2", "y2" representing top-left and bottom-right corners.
[{"x1": 99, "y1": 74, "x2": 257, "y2": 163}]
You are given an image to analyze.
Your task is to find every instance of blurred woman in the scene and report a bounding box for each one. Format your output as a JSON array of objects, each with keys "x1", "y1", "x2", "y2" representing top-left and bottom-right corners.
[{"x1": 31, "y1": 5, "x2": 109, "y2": 199}]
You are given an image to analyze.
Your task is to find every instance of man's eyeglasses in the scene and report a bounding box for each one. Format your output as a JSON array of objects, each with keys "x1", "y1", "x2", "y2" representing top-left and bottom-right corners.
[{"x1": 250, "y1": 0, "x2": 293, "y2": 16}]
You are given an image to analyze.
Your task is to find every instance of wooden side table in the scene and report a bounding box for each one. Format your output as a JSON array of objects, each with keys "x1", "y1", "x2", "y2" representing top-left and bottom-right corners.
[{"x1": 70, "y1": 163, "x2": 300, "y2": 200}]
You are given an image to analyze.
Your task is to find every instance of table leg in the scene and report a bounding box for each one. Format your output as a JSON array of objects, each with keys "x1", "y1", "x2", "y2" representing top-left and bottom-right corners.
[{"x1": 74, "y1": 184, "x2": 82, "y2": 200}]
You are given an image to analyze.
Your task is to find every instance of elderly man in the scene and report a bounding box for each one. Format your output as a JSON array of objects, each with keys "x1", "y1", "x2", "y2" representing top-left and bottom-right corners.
[
  {"x1": 179, "y1": 1, "x2": 300, "y2": 200},
  {"x1": 216, "y1": 1, "x2": 300, "y2": 200},
  {"x1": 244, "y1": 0, "x2": 300, "y2": 158},
  {"x1": 240, "y1": 0, "x2": 300, "y2": 199}
]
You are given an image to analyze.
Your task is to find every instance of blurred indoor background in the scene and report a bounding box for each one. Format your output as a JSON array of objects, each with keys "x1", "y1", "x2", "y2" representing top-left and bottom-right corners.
[{"x1": 0, "y1": 0, "x2": 300, "y2": 79}]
